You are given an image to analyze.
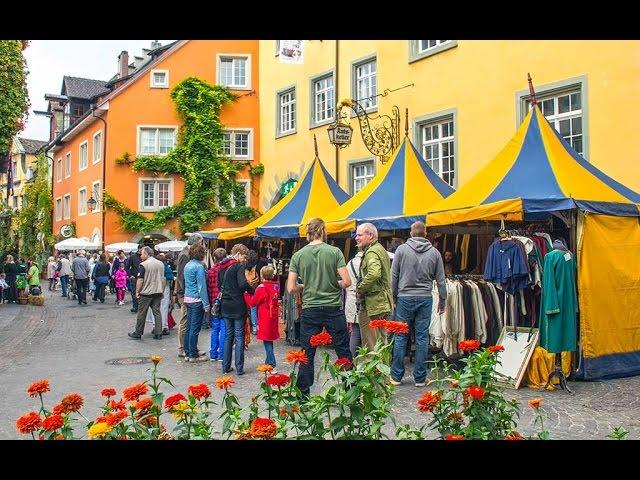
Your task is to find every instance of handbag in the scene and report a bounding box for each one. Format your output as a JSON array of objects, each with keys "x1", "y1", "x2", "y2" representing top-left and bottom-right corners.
[{"x1": 167, "y1": 310, "x2": 176, "y2": 329}]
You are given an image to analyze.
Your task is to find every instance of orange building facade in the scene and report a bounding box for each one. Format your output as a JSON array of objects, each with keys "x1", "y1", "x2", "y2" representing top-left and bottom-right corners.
[{"x1": 49, "y1": 40, "x2": 260, "y2": 245}]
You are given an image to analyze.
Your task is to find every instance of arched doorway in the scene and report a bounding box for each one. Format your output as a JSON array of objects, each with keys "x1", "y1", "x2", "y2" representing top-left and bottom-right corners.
[{"x1": 131, "y1": 229, "x2": 176, "y2": 250}]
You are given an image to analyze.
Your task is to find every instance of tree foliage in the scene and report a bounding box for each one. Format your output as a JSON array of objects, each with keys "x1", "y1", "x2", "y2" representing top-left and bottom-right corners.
[{"x1": 0, "y1": 40, "x2": 29, "y2": 154}]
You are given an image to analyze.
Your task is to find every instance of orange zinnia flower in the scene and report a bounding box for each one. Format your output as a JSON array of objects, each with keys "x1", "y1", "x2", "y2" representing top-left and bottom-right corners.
[
  {"x1": 27, "y1": 380, "x2": 50, "y2": 398},
  {"x1": 285, "y1": 350, "x2": 309, "y2": 365},
  {"x1": 108, "y1": 399, "x2": 127, "y2": 411},
  {"x1": 444, "y1": 434, "x2": 465, "y2": 440},
  {"x1": 52, "y1": 404, "x2": 64, "y2": 415},
  {"x1": 100, "y1": 388, "x2": 116, "y2": 398},
  {"x1": 466, "y1": 386, "x2": 485, "y2": 400},
  {"x1": 310, "y1": 330, "x2": 332, "y2": 347},
  {"x1": 266, "y1": 373, "x2": 291, "y2": 388},
  {"x1": 122, "y1": 383, "x2": 148, "y2": 402},
  {"x1": 487, "y1": 345, "x2": 505, "y2": 353},
  {"x1": 506, "y1": 432, "x2": 523, "y2": 440},
  {"x1": 215, "y1": 375, "x2": 235, "y2": 390},
  {"x1": 528, "y1": 398, "x2": 543, "y2": 410},
  {"x1": 278, "y1": 407, "x2": 288, "y2": 417},
  {"x1": 16, "y1": 412, "x2": 42, "y2": 434},
  {"x1": 334, "y1": 358, "x2": 353, "y2": 370},
  {"x1": 106, "y1": 410, "x2": 128, "y2": 426},
  {"x1": 134, "y1": 397, "x2": 154, "y2": 412},
  {"x1": 384, "y1": 320, "x2": 410, "y2": 335},
  {"x1": 164, "y1": 393, "x2": 187, "y2": 409},
  {"x1": 459, "y1": 339, "x2": 481, "y2": 352},
  {"x1": 59, "y1": 393, "x2": 84, "y2": 413},
  {"x1": 417, "y1": 391, "x2": 441, "y2": 413},
  {"x1": 291, "y1": 404, "x2": 300, "y2": 413},
  {"x1": 249, "y1": 417, "x2": 277, "y2": 439},
  {"x1": 42, "y1": 414, "x2": 64, "y2": 432},
  {"x1": 95, "y1": 415, "x2": 109, "y2": 424},
  {"x1": 150, "y1": 355, "x2": 162, "y2": 365},
  {"x1": 257, "y1": 364, "x2": 274, "y2": 373},
  {"x1": 369, "y1": 319, "x2": 387, "y2": 329},
  {"x1": 188, "y1": 383, "x2": 211, "y2": 400}
]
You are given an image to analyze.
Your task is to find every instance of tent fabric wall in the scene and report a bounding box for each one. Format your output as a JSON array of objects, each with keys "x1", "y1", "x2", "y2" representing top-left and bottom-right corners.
[{"x1": 577, "y1": 213, "x2": 640, "y2": 379}]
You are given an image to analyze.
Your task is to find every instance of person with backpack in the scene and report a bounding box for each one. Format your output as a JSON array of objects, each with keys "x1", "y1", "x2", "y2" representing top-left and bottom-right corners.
[
  {"x1": 207, "y1": 248, "x2": 235, "y2": 362},
  {"x1": 247, "y1": 265, "x2": 281, "y2": 371}
]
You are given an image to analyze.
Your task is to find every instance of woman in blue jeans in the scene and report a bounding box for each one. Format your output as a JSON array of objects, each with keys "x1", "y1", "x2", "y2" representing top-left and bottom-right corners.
[{"x1": 182, "y1": 244, "x2": 210, "y2": 363}]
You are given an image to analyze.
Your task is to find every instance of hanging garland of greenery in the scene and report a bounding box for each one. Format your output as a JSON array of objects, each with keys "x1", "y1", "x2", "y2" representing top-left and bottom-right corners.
[
  {"x1": 104, "y1": 77, "x2": 257, "y2": 234},
  {"x1": 0, "y1": 40, "x2": 29, "y2": 155}
]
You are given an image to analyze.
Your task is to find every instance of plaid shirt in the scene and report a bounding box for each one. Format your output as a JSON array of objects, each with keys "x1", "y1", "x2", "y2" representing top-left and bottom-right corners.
[{"x1": 207, "y1": 258, "x2": 237, "y2": 301}]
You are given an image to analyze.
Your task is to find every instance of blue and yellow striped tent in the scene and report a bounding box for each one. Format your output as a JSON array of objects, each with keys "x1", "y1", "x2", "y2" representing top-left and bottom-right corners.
[
  {"x1": 323, "y1": 137, "x2": 455, "y2": 235},
  {"x1": 427, "y1": 106, "x2": 640, "y2": 226},
  {"x1": 204, "y1": 157, "x2": 349, "y2": 240}
]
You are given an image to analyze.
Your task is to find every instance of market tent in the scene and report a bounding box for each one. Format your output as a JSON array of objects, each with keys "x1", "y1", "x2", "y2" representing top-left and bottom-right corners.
[
  {"x1": 203, "y1": 156, "x2": 349, "y2": 240},
  {"x1": 427, "y1": 106, "x2": 640, "y2": 226},
  {"x1": 155, "y1": 240, "x2": 187, "y2": 252},
  {"x1": 323, "y1": 137, "x2": 455, "y2": 235},
  {"x1": 105, "y1": 242, "x2": 139, "y2": 253},
  {"x1": 54, "y1": 237, "x2": 100, "y2": 251}
]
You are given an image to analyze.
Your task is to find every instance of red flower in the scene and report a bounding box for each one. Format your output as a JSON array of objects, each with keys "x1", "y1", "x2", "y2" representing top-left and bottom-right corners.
[
  {"x1": 417, "y1": 391, "x2": 441, "y2": 413},
  {"x1": 444, "y1": 434, "x2": 465, "y2": 440},
  {"x1": 528, "y1": 398, "x2": 543, "y2": 410},
  {"x1": 506, "y1": 432, "x2": 523, "y2": 440},
  {"x1": 52, "y1": 404, "x2": 64, "y2": 415},
  {"x1": 384, "y1": 320, "x2": 410, "y2": 335},
  {"x1": 95, "y1": 416, "x2": 109, "y2": 424},
  {"x1": 108, "y1": 399, "x2": 126, "y2": 411},
  {"x1": 249, "y1": 417, "x2": 277, "y2": 439},
  {"x1": 369, "y1": 319, "x2": 387, "y2": 329},
  {"x1": 487, "y1": 345, "x2": 505, "y2": 353},
  {"x1": 100, "y1": 388, "x2": 117, "y2": 398},
  {"x1": 106, "y1": 410, "x2": 128, "y2": 426},
  {"x1": 188, "y1": 383, "x2": 211, "y2": 399},
  {"x1": 334, "y1": 358, "x2": 353, "y2": 370},
  {"x1": 215, "y1": 375, "x2": 235, "y2": 390},
  {"x1": 59, "y1": 393, "x2": 84, "y2": 413},
  {"x1": 266, "y1": 373, "x2": 291, "y2": 388},
  {"x1": 123, "y1": 383, "x2": 148, "y2": 402},
  {"x1": 42, "y1": 414, "x2": 64, "y2": 432},
  {"x1": 27, "y1": 380, "x2": 50, "y2": 397},
  {"x1": 285, "y1": 350, "x2": 309, "y2": 365},
  {"x1": 459, "y1": 339, "x2": 481, "y2": 352},
  {"x1": 310, "y1": 330, "x2": 332, "y2": 347},
  {"x1": 16, "y1": 412, "x2": 42, "y2": 434},
  {"x1": 164, "y1": 393, "x2": 187, "y2": 409},
  {"x1": 133, "y1": 397, "x2": 154, "y2": 412},
  {"x1": 466, "y1": 386, "x2": 485, "y2": 400}
]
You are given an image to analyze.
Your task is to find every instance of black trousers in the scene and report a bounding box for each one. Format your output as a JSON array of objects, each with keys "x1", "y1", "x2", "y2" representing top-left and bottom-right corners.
[
  {"x1": 75, "y1": 278, "x2": 89, "y2": 304},
  {"x1": 296, "y1": 306, "x2": 352, "y2": 396}
]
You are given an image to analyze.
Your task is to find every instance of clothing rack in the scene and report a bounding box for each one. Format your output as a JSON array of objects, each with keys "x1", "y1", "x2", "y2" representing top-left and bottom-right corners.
[{"x1": 447, "y1": 274, "x2": 485, "y2": 280}]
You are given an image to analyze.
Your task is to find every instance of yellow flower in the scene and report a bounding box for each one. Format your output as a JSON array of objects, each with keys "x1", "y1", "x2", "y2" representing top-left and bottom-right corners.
[
  {"x1": 87, "y1": 422, "x2": 113, "y2": 439},
  {"x1": 151, "y1": 355, "x2": 162, "y2": 365},
  {"x1": 170, "y1": 401, "x2": 190, "y2": 420}
]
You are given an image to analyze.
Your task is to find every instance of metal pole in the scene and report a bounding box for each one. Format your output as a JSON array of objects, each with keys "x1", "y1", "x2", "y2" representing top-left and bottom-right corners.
[{"x1": 335, "y1": 40, "x2": 340, "y2": 185}]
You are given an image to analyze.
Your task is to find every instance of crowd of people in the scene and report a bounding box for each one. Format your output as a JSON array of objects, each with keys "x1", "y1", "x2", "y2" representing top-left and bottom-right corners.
[{"x1": 0, "y1": 255, "x2": 42, "y2": 302}]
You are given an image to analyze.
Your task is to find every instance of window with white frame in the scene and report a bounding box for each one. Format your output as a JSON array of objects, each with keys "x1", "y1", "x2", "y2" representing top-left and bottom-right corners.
[
  {"x1": 79, "y1": 142, "x2": 88, "y2": 171},
  {"x1": 217, "y1": 180, "x2": 250, "y2": 210},
  {"x1": 78, "y1": 187, "x2": 87, "y2": 215},
  {"x1": 63, "y1": 194, "x2": 71, "y2": 219},
  {"x1": 139, "y1": 179, "x2": 172, "y2": 211},
  {"x1": 64, "y1": 153, "x2": 71, "y2": 177},
  {"x1": 527, "y1": 91, "x2": 583, "y2": 156},
  {"x1": 221, "y1": 130, "x2": 251, "y2": 159},
  {"x1": 419, "y1": 40, "x2": 451, "y2": 53},
  {"x1": 150, "y1": 70, "x2": 168, "y2": 88},
  {"x1": 350, "y1": 160, "x2": 375, "y2": 195},
  {"x1": 354, "y1": 59, "x2": 377, "y2": 110},
  {"x1": 138, "y1": 127, "x2": 177, "y2": 155},
  {"x1": 92, "y1": 181, "x2": 101, "y2": 213},
  {"x1": 313, "y1": 75, "x2": 335, "y2": 125},
  {"x1": 93, "y1": 132, "x2": 102, "y2": 163},
  {"x1": 278, "y1": 88, "x2": 296, "y2": 135},
  {"x1": 56, "y1": 158, "x2": 62, "y2": 182},
  {"x1": 421, "y1": 117, "x2": 455, "y2": 187},
  {"x1": 218, "y1": 56, "x2": 249, "y2": 89},
  {"x1": 55, "y1": 198, "x2": 62, "y2": 221},
  {"x1": 12, "y1": 196, "x2": 18, "y2": 209}
]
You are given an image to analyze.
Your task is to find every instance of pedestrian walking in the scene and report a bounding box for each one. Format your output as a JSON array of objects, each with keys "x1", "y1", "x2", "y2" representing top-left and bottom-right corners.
[
  {"x1": 71, "y1": 250, "x2": 90, "y2": 305},
  {"x1": 114, "y1": 263, "x2": 128, "y2": 305},
  {"x1": 174, "y1": 233, "x2": 204, "y2": 358},
  {"x1": 182, "y1": 244, "x2": 210, "y2": 362},
  {"x1": 128, "y1": 247, "x2": 165, "y2": 340}
]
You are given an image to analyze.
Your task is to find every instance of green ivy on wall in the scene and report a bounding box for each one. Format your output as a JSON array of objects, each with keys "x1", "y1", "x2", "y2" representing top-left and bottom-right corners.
[
  {"x1": 0, "y1": 40, "x2": 29, "y2": 155},
  {"x1": 105, "y1": 77, "x2": 257, "y2": 234}
]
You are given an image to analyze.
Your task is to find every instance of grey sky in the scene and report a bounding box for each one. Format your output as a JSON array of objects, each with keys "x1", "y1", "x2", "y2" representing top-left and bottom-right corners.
[{"x1": 22, "y1": 40, "x2": 175, "y2": 141}]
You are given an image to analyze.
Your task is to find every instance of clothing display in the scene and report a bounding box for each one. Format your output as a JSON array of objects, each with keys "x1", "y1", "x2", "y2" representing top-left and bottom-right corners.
[{"x1": 282, "y1": 288, "x2": 301, "y2": 345}]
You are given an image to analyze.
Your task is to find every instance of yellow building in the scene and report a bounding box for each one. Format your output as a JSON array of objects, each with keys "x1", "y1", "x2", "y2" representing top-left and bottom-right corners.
[
  {"x1": 0, "y1": 136, "x2": 48, "y2": 211},
  {"x1": 258, "y1": 40, "x2": 640, "y2": 211}
]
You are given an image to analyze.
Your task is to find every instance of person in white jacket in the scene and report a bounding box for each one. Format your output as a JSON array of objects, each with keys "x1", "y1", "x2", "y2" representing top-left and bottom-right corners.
[{"x1": 344, "y1": 251, "x2": 363, "y2": 357}]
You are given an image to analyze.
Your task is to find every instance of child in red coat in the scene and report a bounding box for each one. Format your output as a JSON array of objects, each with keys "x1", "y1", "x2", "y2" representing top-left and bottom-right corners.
[{"x1": 247, "y1": 266, "x2": 280, "y2": 370}]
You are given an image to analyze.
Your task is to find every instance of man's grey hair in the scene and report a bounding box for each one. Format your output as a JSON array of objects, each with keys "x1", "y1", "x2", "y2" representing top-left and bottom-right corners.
[
  {"x1": 141, "y1": 246, "x2": 154, "y2": 257},
  {"x1": 77, "y1": 249, "x2": 86, "y2": 255},
  {"x1": 187, "y1": 233, "x2": 203, "y2": 246},
  {"x1": 359, "y1": 222, "x2": 378, "y2": 241}
]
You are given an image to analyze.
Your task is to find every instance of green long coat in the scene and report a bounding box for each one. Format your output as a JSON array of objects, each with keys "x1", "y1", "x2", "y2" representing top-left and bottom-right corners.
[
  {"x1": 540, "y1": 249, "x2": 578, "y2": 353},
  {"x1": 357, "y1": 241, "x2": 393, "y2": 318}
]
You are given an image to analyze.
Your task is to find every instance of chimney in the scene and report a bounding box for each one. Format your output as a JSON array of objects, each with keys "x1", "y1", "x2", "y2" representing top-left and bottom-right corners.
[{"x1": 118, "y1": 50, "x2": 129, "y2": 79}]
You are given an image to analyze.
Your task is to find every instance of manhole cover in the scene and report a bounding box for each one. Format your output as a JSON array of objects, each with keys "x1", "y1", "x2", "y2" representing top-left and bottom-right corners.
[{"x1": 105, "y1": 357, "x2": 152, "y2": 365}]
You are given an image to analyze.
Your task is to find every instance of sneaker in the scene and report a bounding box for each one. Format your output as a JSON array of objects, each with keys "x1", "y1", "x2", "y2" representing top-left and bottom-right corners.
[
  {"x1": 178, "y1": 352, "x2": 186, "y2": 358},
  {"x1": 389, "y1": 377, "x2": 402, "y2": 386},
  {"x1": 217, "y1": 358, "x2": 223, "y2": 362},
  {"x1": 192, "y1": 356, "x2": 209, "y2": 363},
  {"x1": 128, "y1": 332, "x2": 142, "y2": 340},
  {"x1": 210, "y1": 356, "x2": 218, "y2": 362},
  {"x1": 162, "y1": 328, "x2": 170, "y2": 336},
  {"x1": 184, "y1": 357, "x2": 193, "y2": 362},
  {"x1": 415, "y1": 381, "x2": 426, "y2": 387}
]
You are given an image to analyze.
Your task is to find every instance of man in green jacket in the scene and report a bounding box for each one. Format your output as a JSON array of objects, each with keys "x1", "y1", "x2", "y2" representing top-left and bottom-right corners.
[{"x1": 356, "y1": 222, "x2": 393, "y2": 352}]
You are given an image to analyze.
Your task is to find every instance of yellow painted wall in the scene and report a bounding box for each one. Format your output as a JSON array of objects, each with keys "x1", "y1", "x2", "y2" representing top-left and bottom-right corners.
[
  {"x1": 0, "y1": 138, "x2": 41, "y2": 209},
  {"x1": 258, "y1": 40, "x2": 640, "y2": 210}
]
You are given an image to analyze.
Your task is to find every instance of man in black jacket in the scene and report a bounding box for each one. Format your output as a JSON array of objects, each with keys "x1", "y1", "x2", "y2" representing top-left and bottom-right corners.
[{"x1": 128, "y1": 245, "x2": 143, "y2": 313}]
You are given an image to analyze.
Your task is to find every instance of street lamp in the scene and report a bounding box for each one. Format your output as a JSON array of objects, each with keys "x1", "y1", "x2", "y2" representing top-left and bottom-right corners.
[{"x1": 87, "y1": 195, "x2": 97, "y2": 212}]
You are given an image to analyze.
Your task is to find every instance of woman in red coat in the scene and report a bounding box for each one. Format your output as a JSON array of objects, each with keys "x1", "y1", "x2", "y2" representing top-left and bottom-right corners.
[{"x1": 247, "y1": 266, "x2": 280, "y2": 370}]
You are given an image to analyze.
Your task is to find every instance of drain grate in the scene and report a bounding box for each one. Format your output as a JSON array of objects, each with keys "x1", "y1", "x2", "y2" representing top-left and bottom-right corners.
[{"x1": 105, "y1": 357, "x2": 152, "y2": 365}]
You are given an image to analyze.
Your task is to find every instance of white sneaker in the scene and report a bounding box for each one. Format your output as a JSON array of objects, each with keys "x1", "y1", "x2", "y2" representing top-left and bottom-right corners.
[
  {"x1": 415, "y1": 381, "x2": 426, "y2": 387},
  {"x1": 389, "y1": 377, "x2": 402, "y2": 386}
]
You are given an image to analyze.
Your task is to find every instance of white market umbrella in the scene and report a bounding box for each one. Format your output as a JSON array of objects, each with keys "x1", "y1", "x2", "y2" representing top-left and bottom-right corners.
[
  {"x1": 54, "y1": 237, "x2": 98, "y2": 251},
  {"x1": 155, "y1": 240, "x2": 187, "y2": 252},
  {"x1": 105, "y1": 242, "x2": 139, "y2": 253}
]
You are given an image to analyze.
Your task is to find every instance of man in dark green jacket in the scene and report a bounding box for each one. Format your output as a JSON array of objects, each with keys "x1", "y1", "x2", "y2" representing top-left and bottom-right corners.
[{"x1": 356, "y1": 222, "x2": 393, "y2": 352}]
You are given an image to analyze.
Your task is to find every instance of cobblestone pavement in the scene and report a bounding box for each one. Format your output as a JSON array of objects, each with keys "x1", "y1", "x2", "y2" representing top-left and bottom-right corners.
[{"x1": 1, "y1": 289, "x2": 639, "y2": 440}]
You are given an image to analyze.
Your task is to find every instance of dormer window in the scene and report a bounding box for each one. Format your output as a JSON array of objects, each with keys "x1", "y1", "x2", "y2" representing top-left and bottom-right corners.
[{"x1": 151, "y1": 70, "x2": 169, "y2": 88}]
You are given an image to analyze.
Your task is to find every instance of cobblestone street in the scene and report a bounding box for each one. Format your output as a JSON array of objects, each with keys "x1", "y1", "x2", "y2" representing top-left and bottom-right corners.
[{"x1": 1, "y1": 289, "x2": 639, "y2": 440}]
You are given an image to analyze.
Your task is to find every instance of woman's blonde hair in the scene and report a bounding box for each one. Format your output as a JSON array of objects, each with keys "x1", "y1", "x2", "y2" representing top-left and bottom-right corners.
[{"x1": 306, "y1": 217, "x2": 326, "y2": 241}]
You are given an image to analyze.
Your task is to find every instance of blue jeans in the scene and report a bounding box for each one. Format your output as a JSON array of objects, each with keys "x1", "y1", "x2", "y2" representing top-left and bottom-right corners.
[
  {"x1": 391, "y1": 296, "x2": 433, "y2": 384},
  {"x1": 210, "y1": 315, "x2": 226, "y2": 359},
  {"x1": 263, "y1": 341, "x2": 276, "y2": 367},
  {"x1": 223, "y1": 317, "x2": 246, "y2": 373},
  {"x1": 250, "y1": 306, "x2": 258, "y2": 333},
  {"x1": 60, "y1": 275, "x2": 69, "y2": 296},
  {"x1": 185, "y1": 302, "x2": 204, "y2": 358}
]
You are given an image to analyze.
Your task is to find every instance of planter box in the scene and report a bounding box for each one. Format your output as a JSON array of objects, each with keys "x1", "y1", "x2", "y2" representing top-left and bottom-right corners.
[{"x1": 28, "y1": 295, "x2": 45, "y2": 306}]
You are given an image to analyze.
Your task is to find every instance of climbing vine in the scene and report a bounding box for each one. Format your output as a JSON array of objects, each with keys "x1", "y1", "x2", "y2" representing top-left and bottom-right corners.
[
  {"x1": 105, "y1": 77, "x2": 257, "y2": 234},
  {"x1": 0, "y1": 40, "x2": 29, "y2": 155}
]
